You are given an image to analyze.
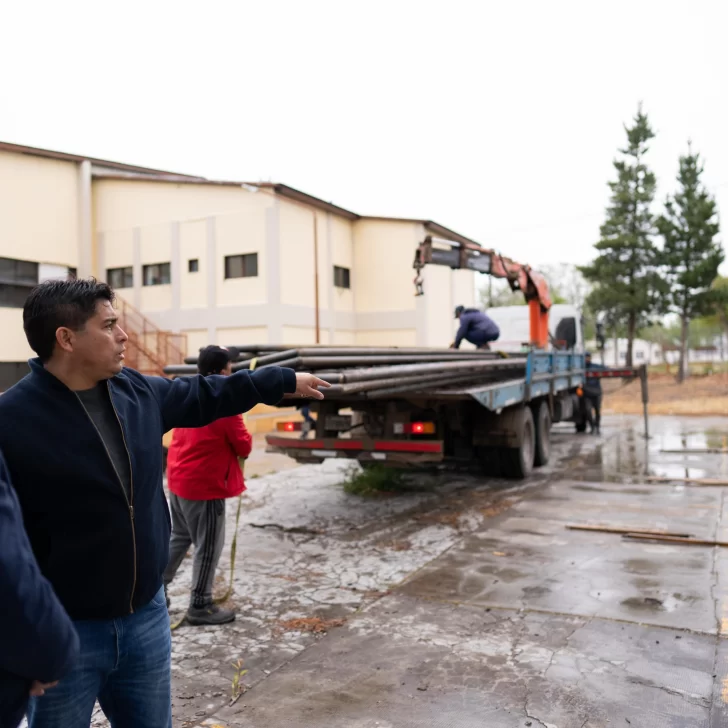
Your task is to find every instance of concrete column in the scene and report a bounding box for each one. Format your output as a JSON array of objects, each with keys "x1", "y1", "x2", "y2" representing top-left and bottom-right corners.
[
  {"x1": 97, "y1": 232, "x2": 106, "y2": 283},
  {"x1": 326, "y1": 212, "x2": 335, "y2": 344},
  {"x1": 265, "y1": 199, "x2": 282, "y2": 343},
  {"x1": 78, "y1": 161, "x2": 93, "y2": 278},
  {"x1": 170, "y1": 222, "x2": 181, "y2": 332},
  {"x1": 132, "y1": 227, "x2": 142, "y2": 309},
  {"x1": 206, "y1": 216, "x2": 217, "y2": 344},
  {"x1": 415, "y1": 225, "x2": 428, "y2": 346}
]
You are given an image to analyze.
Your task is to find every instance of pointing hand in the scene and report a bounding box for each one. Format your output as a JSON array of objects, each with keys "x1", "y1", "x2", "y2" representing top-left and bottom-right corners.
[{"x1": 294, "y1": 373, "x2": 331, "y2": 400}]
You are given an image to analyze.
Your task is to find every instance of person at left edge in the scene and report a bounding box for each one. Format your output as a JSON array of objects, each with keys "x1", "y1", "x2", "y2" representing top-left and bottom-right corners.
[
  {"x1": 0, "y1": 448, "x2": 79, "y2": 728},
  {"x1": 0, "y1": 278, "x2": 329, "y2": 728}
]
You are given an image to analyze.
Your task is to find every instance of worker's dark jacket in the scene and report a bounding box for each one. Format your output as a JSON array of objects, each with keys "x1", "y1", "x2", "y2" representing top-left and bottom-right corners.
[
  {"x1": 0, "y1": 360, "x2": 296, "y2": 622},
  {"x1": 0, "y1": 450, "x2": 79, "y2": 728},
  {"x1": 585, "y1": 362, "x2": 606, "y2": 398},
  {"x1": 454, "y1": 309, "x2": 500, "y2": 348}
]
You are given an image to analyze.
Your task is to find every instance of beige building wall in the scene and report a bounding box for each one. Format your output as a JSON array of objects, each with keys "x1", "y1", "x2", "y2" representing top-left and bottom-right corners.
[
  {"x1": 355, "y1": 329, "x2": 418, "y2": 346},
  {"x1": 0, "y1": 150, "x2": 82, "y2": 362},
  {"x1": 351, "y1": 219, "x2": 477, "y2": 348},
  {"x1": 0, "y1": 150, "x2": 80, "y2": 267},
  {"x1": 279, "y1": 201, "x2": 317, "y2": 309},
  {"x1": 179, "y1": 220, "x2": 207, "y2": 309},
  {"x1": 352, "y1": 219, "x2": 420, "y2": 314},
  {"x1": 282, "y1": 326, "x2": 318, "y2": 345},
  {"x1": 93, "y1": 180, "x2": 249, "y2": 235},
  {"x1": 215, "y1": 327, "x2": 269, "y2": 346},
  {"x1": 182, "y1": 329, "x2": 209, "y2": 357},
  {"x1": 330, "y1": 214, "x2": 354, "y2": 314},
  {"x1": 216, "y1": 210, "x2": 268, "y2": 307}
]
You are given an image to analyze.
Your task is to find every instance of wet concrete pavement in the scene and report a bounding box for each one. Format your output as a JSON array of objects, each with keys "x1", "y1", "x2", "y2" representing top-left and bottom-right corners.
[{"x1": 93, "y1": 415, "x2": 728, "y2": 727}]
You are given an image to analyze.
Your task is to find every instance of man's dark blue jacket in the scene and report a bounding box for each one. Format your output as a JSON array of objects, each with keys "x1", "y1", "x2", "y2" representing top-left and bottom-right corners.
[
  {"x1": 0, "y1": 360, "x2": 296, "y2": 623},
  {"x1": 454, "y1": 308, "x2": 500, "y2": 348},
  {"x1": 0, "y1": 450, "x2": 79, "y2": 728},
  {"x1": 585, "y1": 360, "x2": 606, "y2": 397}
]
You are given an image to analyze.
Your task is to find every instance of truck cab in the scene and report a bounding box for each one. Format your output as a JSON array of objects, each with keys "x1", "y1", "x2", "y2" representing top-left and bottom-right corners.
[{"x1": 481, "y1": 304, "x2": 584, "y2": 354}]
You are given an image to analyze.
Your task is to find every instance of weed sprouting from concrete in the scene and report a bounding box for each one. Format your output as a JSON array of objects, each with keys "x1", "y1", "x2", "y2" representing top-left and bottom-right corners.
[
  {"x1": 230, "y1": 658, "x2": 248, "y2": 705},
  {"x1": 341, "y1": 464, "x2": 409, "y2": 497}
]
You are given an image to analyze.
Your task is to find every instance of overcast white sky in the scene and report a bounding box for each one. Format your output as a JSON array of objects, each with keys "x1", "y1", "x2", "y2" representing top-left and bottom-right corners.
[{"x1": 2, "y1": 0, "x2": 726, "y2": 271}]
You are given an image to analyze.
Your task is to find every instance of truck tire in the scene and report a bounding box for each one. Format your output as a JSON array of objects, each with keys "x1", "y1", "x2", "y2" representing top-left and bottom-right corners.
[
  {"x1": 533, "y1": 401, "x2": 551, "y2": 467},
  {"x1": 502, "y1": 406, "x2": 535, "y2": 479}
]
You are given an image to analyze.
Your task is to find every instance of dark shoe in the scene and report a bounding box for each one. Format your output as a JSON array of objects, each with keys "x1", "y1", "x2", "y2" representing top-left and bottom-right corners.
[{"x1": 187, "y1": 604, "x2": 236, "y2": 626}]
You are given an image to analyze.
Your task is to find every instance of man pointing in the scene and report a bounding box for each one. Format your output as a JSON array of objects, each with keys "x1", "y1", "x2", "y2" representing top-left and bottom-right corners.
[{"x1": 0, "y1": 278, "x2": 328, "y2": 728}]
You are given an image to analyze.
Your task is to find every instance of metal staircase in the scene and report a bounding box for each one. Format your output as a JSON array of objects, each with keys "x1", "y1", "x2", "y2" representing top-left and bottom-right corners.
[{"x1": 116, "y1": 296, "x2": 187, "y2": 376}]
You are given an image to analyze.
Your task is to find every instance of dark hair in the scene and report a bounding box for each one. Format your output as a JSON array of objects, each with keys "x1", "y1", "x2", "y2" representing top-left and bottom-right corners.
[
  {"x1": 197, "y1": 346, "x2": 238, "y2": 376},
  {"x1": 23, "y1": 279, "x2": 115, "y2": 361}
]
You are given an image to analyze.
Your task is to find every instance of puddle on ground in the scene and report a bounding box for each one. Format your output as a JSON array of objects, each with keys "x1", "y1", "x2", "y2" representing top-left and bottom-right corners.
[
  {"x1": 621, "y1": 592, "x2": 699, "y2": 613},
  {"x1": 583, "y1": 418, "x2": 728, "y2": 482}
]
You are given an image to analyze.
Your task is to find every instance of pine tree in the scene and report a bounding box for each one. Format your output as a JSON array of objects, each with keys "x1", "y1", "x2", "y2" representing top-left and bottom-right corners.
[
  {"x1": 657, "y1": 143, "x2": 723, "y2": 383},
  {"x1": 580, "y1": 105, "x2": 665, "y2": 367}
]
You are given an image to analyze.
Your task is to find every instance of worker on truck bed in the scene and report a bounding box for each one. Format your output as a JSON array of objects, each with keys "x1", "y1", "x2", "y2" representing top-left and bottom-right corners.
[
  {"x1": 450, "y1": 305, "x2": 500, "y2": 350},
  {"x1": 164, "y1": 345, "x2": 253, "y2": 626}
]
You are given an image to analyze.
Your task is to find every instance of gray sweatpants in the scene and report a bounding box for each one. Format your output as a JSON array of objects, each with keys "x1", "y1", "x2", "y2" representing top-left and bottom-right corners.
[{"x1": 164, "y1": 494, "x2": 226, "y2": 609}]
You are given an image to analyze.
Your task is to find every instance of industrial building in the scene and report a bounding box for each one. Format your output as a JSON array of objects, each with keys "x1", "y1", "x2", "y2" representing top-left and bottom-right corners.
[{"x1": 0, "y1": 141, "x2": 477, "y2": 389}]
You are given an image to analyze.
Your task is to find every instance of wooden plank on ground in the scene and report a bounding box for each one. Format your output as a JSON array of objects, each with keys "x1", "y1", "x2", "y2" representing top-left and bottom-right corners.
[
  {"x1": 567, "y1": 524, "x2": 692, "y2": 538},
  {"x1": 644, "y1": 476, "x2": 728, "y2": 486},
  {"x1": 624, "y1": 533, "x2": 728, "y2": 548},
  {"x1": 660, "y1": 448, "x2": 728, "y2": 454}
]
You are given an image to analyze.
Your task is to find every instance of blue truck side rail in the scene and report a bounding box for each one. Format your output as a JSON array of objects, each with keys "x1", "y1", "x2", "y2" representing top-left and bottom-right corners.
[{"x1": 466, "y1": 351, "x2": 585, "y2": 411}]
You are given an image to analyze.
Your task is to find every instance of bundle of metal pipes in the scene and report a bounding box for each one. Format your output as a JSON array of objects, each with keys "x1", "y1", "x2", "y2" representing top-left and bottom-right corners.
[{"x1": 164, "y1": 345, "x2": 527, "y2": 399}]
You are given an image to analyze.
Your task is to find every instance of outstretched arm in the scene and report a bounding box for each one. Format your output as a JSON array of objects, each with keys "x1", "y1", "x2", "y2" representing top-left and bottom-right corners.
[{"x1": 145, "y1": 367, "x2": 330, "y2": 432}]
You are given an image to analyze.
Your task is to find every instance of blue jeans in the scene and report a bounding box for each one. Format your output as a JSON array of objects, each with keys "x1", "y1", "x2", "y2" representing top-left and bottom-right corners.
[{"x1": 26, "y1": 587, "x2": 172, "y2": 728}]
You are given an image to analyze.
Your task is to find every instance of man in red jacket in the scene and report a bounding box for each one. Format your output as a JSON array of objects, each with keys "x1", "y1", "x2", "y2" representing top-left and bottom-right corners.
[{"x1": 163, "y1": 346, "x2": 253, "y2": 626}]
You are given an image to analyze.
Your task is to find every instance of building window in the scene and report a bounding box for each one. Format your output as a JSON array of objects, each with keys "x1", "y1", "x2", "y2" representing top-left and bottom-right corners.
[
  {"x1": 142, "y1": 263, "x2": 171, "y2": 286},
  {"x1": 224, "y1": 253, "x2": 258, "y2": 279},
  {"x1": 0, "y1": 257, "x2": 38, "y2": 309},
  {"x1": 334, "y1": 265, "x2": 351, "y2": 289},
  {"x1": 188, "y1": 259, "x2": 199, "y2": 273},
  {"x1": 635, "y1": 351, "x2": 644, "y2": 361},
  {"x1": 107, "y1": 266, "x2": 134, "y2": 290}
]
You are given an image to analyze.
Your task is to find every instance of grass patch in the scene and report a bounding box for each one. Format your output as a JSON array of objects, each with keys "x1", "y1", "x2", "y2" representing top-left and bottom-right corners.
[{"x1": 342, "y1": 464, "x2": 411, "y2": 497}]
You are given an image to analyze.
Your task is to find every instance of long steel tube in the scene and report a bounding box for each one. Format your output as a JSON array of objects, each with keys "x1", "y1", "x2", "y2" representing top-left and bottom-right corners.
[
  {"x1": 309, "y1": 357, "x2": 524, "y2": 384},
  {"x1": 164, "y1": 355, "x2": 525, "y2": 378},
  {"x1": 186, "y1": 346, "x2": 500, "y2": 367},
  {"x1": 365, "y1": 371, "x2": 501, "y2": 398},
  {"x1": 232, "y1": 349, "x2": 300, "y2": 370},
  {"x1": 232, "y1": 353, "x2": 492, "y2": 371},
  {"x1": 277, "y1": 354, "x2": 501, "y2": 367},
  {"x1": 319, "y1": 365, "x2": 522, "y2": 396},
  {"x1": 329, "y1": 369, "x2": 499, "y2": 395}
]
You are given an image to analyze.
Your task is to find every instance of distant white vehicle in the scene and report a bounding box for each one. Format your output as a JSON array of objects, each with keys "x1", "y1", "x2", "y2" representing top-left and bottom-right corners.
[{"x1": 484, "y1": 304, "x2": 584, "y2": 354}]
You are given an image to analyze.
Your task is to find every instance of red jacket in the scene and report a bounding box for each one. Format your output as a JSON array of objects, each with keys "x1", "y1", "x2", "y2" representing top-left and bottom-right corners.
[{"x1": 167, "y1": 415, "x2": 252, "y2": 501}]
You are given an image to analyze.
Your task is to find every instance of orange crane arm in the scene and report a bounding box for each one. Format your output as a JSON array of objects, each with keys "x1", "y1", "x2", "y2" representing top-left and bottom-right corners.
[{"x1": 413, "y1": 236, "x2": 552, "y2": 348}]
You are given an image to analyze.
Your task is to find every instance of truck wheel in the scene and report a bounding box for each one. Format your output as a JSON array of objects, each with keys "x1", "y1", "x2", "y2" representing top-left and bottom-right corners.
[
  {"x1": 502, "y1": 407, "x2": 535, "y2": 479},
  {"x1": 533, "y1": 401, "x2": 551, "y2": 467}
]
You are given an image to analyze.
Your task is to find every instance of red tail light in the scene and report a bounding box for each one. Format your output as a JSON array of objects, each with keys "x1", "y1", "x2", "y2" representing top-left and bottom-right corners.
[
  {"x1": 277, "y1": 421, "x2": 303, "y2": 432},
  {"x1": 393, "y1": 422, "x2": 435, "y2": 435}
]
